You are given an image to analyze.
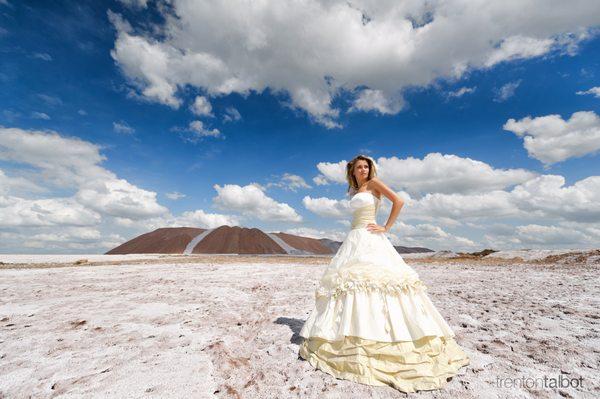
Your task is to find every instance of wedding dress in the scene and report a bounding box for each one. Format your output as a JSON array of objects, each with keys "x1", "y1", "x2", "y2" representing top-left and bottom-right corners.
[{"x1": 298, "y1": 191, "x2": 470, "y2": 393}]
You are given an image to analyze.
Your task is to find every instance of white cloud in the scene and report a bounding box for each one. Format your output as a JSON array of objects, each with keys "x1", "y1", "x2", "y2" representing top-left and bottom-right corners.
[
  {"x1": 78, "y1": 109, "x2": 87, "y2": 116},
  {"x1": 172, "y1": 120, "x2": 221, "y2": 142},
  {"x1": 510, "y1": 175, "x2": 600, "y2": 223},
  {"x1": 32, "y1": 52, "x2": 52, "y2": 61},
  {"x1": 166, "y1": 191, "x2": 186, "y2": 200},
  {"x1": 0, "y1": 169, "x2": 45, "y2": 196},
  {"x1": 302, "y1": 196, "x2": 349, "y2": 218},
  {"x1": 223, "y1": 107, "x2": 241, "y2": 123},
  {"x1": 113, "y1": 120, "x2": 135, "y2": 134},
  {"x1": 129, "y1": 209, "x2": 241, "y2": 231},
  {"x1": 378, "y1": 153, "x2": 536, "y2": 197},
  {"x1": 312, "y1": 174, "x2": 330, "y2": 186},
  {"x1": 403, "y1": 174, "x2": 600, "y2": 226},
  {"x1": 484, "y1": 36, "x2": 553, "y2": 68},
  {"x1": 35, "y1": 93, "x2": 62, "y2": 107},
  {"x1": 30, "y1": 111, "x2": 50, "y2": 120},
  {"x1": 108, "y1": 1, "x2": 600, "y2": 128},
  {"x1": 188, "y1": 120, "x2": 220, "y2": 137},
  {"x1": 0, "y1": 195, "x2": 101, "y2": 227},
  {"x1": 303, "y1": 168, "x2": 600, "y2": 249},
  {"x1": 76, "y1": 178, "x2": 167, "y2": 220},
  {"x1": 349, "y1": 89, "x2": 404, "y2": 115},
  {"x1": 190, "y1": 95, "x2": 213, "y2": 117},
  {"x1": 0, "y1": 127, "x2": 168, "y2": 221},
  {"x1": 117, "y1": 0, "x2": 148, "y2": 9},
  {"x1": 576, "y1": 86, "x2": 600, "y2": 98},
  {"x1": 494, "y1": 80, "x2": 522, "y2": 102},
  {"x1": 266, "y1": 173, "x2": 312, "y2": 192},
  {"x1": 513, "y1": 224, "x2": 589, "y2": 245},
  {"x1": 0, "y1": 127, "x2": 246, "y2": 252},
  {"x1": 389, "y1": 221, "x2": 477, "y2": 251},
  {"x1": 503, "y1": 110, "x2": 600, "y2": 165},
  {"x1": 313, "y1": 160, "x2": 347, "y2": 185},
  {"x1": 282, "y1": 226, "x2": 347, "y2": 242},
  {"x1": 408, "y1": 190, "x2": 518, "y2": 221},
  {"x1": 312, "y1": 154, "x2": 536, "y2": 198},
  {"x1": 447, "y1": 86, "x2": 476, "y2": 98},
  {"x1": 213, "y1": 183, "x2": 302, "y2": 222}
]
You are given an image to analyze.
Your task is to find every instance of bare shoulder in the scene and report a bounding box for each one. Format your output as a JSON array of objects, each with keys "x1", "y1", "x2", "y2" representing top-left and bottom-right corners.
[
  {"x1": 368, "y1": 177, "x2": 385, "y2": 196},
  {"x1": 368, "y1": 177, "x2": 401, "y2": 202}
]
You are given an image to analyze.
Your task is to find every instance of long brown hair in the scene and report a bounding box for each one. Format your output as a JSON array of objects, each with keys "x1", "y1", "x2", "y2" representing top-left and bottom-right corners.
[{"x1": 346, "y1": 155, "x2": 377, "y2": 195}]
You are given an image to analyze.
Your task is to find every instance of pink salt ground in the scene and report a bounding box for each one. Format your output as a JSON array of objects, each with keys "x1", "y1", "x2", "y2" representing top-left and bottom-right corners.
[{"x1": 0, "y1": 255, "x2": 598, "y2": 398}]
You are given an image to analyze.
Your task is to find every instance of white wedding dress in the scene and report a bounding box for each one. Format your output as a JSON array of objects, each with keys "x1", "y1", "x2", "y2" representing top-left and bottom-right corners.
[{"x1": 298, "y1": 191, "x2": 470, "y2": 393}]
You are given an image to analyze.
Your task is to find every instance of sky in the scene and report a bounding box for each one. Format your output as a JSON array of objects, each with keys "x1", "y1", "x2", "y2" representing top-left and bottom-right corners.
[{"x1": 1, "y1": 0, "x2": 600, "y2": 253}]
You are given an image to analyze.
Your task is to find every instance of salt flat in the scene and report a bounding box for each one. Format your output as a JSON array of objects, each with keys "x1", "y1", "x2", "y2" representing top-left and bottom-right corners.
[{"x1": 0, "y1": 256, "x2": 598, "y2": 398}]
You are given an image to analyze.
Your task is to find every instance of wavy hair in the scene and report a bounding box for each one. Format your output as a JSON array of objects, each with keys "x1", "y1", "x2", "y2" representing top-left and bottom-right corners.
[{"x1": 346, "y1": 154, "x2": 377, "y2": 195}]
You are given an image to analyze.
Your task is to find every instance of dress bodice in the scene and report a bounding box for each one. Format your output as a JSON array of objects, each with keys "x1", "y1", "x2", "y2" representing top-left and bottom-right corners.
[{"x1": 349, "y1": 191, "x2": 380, "y2": 229}]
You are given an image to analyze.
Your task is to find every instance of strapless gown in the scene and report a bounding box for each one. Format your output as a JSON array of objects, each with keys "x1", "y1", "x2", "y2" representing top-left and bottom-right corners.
[{"x1": 298, "y1": 191, "x2": 470, "y2": 393}]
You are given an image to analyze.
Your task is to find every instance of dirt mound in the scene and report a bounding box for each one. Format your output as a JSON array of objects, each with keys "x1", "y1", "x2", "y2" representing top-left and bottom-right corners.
[
  {"x1": 395, "y1": 245, "x2": 435, "y2": 254},
  {"x1": 192, "y1": 226, "x2": 287, "y2": 254},
  {"x1": 272, "y1": 232, "x2": 334, "y2": 254},
  {"x1": 106, "y1": 227, "x2": 206, "y2": 254}
]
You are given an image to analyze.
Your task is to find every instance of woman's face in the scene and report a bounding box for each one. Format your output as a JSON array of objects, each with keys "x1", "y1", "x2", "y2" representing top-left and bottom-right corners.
[{"x1": 354, "y1": 160, "x2": 369, "y2": 181}]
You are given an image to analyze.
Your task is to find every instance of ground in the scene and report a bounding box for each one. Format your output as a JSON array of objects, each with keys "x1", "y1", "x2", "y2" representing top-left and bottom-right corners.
[{"x1": 0, "y1": 254, "x2": 598, "y2": 398}]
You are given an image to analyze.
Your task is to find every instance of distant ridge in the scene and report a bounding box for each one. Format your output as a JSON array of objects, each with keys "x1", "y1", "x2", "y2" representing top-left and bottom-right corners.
[{"x1": 105, "y1": 225, "x2": 434, "y2": 255}]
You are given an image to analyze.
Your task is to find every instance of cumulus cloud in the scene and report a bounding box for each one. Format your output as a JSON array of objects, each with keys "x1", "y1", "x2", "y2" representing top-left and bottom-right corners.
[
  {"x1": 303, "y1": 167, "x2": 600, "y2": 249},
  {"x1": 32, "y1": 52, "x2": 52, "y2": 61},
  {"x1": 484, "y1": 36, "x2": 553, "y2": 67},
  {"x1": 113, "y1": 120, "x2": 135, "y2": 134},
  {"x1": 108, "y1": 1, "x2": 600, "y2": 128},
  {"x1": 510, "y1": 174, "x2": 600, "y2": 223},
  {"x1": 166, "y1": 191, "x2": 186, "y2": 200},
  {"x1": 0, "y1": 196, "x2": 101, "y2": 227},
  {"x1": 190, "y1": 95, "x2": 213, "y2": 117},
  {"x1": 171, "y1": 120, "x2": 221, "y2": 142},
  {"x1": 35, "y1": 93, "x2": 62, "y2": 107},
  {"x1": 282, "y1": 226, "x2": 347, "y2": 242},
  {"x1": 223, "y1": 107, "x2": 242, "y2": 123},
  {"x1": 0, "y1": 169, "x2": 45, "y2": 196},
  {"x1": 576, "y1": 86, "x2": 600, "y2": 98},
  {"x1": 389, "y1": 221, "x2": 477, "y2": 250},
  {"x1": 266, "y1": 173, "x2": 312, "y2": 192},
  {"x1": 313, "y1": 160, "x2": 348, "y2": 185},
  {"x1": 302, "y1": 196, "x2": 350, "y2": 218},
  {"x1": 0, "y1": 127, "x2": 169, "y2": 221},
  {"x1": 314, "y1": 153, "x2": 536, "y2": 197},
  {"x1": 447, "y1": 86, "x2": 476, "y2": 99},
  {"x1": 213, "y1": 183, "x2": 302, "y2": 222},
  {"x1": 117, "y1": 0, "x2": 148, "y2": 9},
  {"x1": 0, "y1": 127, "x2": 247, "y2": 252},
  {"x1": 31, "y1": 111, "x2": 50, "y2": 120},
  {"x1": 127, "y1": 209, "x2": 241, "y2": 231},
  {"x1": 349, "y1": 89, "x2": 404, "y2": 115},
  {"x1": 378, "y1": 153, "x2": 536, "y2": 197},
  {"x1": 503, "y1": 110, "x2": 600, "y2": 165},
  {"x1": 494, "y1": 80, "x2": 522, "y2": 102}
]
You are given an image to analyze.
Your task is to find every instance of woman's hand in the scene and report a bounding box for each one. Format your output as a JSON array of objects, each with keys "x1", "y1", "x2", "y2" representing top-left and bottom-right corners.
[{"x1": 366, "y1": 223, "x2": 388, "y2": 233}]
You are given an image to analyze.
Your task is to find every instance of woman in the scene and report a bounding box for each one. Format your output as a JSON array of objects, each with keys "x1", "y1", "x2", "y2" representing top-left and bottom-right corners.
[{"x1": 298, "y1": 154, "x2": 470, "y2": 393}]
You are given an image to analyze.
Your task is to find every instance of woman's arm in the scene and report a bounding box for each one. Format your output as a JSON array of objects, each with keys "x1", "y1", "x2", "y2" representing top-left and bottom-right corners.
[{"x1": 369, "y1": 177, "x2": 404, "y2": 232}]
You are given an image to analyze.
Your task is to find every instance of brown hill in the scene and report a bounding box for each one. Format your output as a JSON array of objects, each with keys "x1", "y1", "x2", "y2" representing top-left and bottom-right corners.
[
  {"x1": 105, "y1": 225, "x2": 435, "y2": 255},
  {"x1": 394, "y1": 245, "x2": 434, "y2": 254},
  {"x1": 192, "y1": 225, "x2": 286, "y2": 254},
  {"x1": 106, "y1": 227, "x2": 206, "y2": 254},
  {"x1": 272, "y1": 232, "x2": 333, "y2": 255}
]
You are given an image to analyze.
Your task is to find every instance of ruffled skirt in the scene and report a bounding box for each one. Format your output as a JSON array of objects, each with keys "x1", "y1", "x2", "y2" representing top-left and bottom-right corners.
[{"x1": 298, "y1": 227, "x2": 470, "y2": 393}]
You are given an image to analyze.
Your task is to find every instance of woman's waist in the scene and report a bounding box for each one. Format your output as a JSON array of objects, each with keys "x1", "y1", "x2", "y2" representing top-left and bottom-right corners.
[{"x1": 351, "y1": 216, "x2": 377, "y2": 229}]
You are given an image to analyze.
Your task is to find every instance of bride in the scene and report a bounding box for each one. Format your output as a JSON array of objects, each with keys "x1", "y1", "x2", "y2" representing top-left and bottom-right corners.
[{"x1": 298, "y1": 154, "x2": 470, "y2": 393}]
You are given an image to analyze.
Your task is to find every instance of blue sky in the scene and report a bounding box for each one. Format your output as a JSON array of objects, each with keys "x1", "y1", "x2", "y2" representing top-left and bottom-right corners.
[{"x1": 1, "y1": 0, "x2": 600, "y2": 253}]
